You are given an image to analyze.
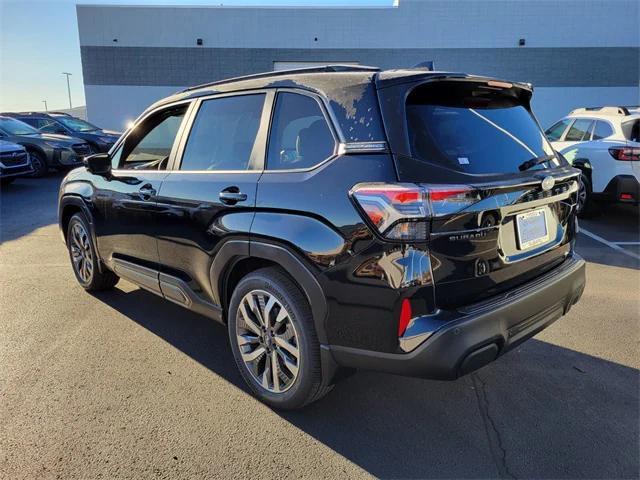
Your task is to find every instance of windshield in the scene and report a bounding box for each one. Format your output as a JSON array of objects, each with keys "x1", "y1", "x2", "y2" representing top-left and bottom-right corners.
[
  {"x1": 0, "y1": 117, "x2": 40, "y2": 136},
  {"x1": 55, "y1": 116, "x2": 100, "y2": 132},
  {"x1": 406, "y1": 82, "x2": 559, "y2": 175}
]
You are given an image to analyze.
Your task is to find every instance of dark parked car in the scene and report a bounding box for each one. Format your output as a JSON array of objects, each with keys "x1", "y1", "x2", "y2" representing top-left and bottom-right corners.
[
  {"x1": 0, "y1": 140, "x2": 33, "y2": 185},
  {"x1": 58, "y1": 65, "x2": 586, "y2": 409},
  {"x1": 4, "y1": 112, "x2": 120, "y2": 153},
  {"x1": 0, "y1": 116, "x2": 92, "y2": 177}
]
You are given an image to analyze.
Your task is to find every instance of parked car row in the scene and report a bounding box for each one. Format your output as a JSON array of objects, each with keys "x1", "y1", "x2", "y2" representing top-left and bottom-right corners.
[
  {"x1": 545, "y1": 106, "x2": 640, "y2": 216},
  {"x1": 0, "y1": 112, "x2": 120, "y2": 184}
]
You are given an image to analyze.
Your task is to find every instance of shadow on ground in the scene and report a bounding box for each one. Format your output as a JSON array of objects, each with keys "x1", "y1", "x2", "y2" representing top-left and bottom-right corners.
[
  {"x1": 0, "y1": 175, "x2": 64, "y2": 243},
  {"x1": 94, "y1": 286, "x2": 640, "y2": 479}
]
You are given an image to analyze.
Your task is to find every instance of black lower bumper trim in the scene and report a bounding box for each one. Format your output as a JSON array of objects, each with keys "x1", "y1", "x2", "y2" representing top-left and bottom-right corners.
[{"x1": 327, "y1": 253, "x2": 586, "y2": 380}]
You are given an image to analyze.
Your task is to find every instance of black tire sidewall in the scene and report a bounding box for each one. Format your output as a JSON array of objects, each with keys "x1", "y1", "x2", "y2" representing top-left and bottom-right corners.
[
  {"x1": 577, "y1": 173, "x2": 593, "y2": 218},
  {"x1": 29, "y1": 151, "x2": 48, "y2": 177},
  {"x1": 228, "y1": 270, "x2": 320, "y2": 409}
]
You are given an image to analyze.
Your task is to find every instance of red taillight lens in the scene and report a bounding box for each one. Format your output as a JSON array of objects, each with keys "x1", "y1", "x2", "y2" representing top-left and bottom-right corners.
[
  {"x1": 398, "y1": 298, "x2": 412, "y2": 337},
  {"x1": 426, "y1": 185, "x2": 480, "y2": 216},
  {"x1": 351, "y1": 184, "x2": 428, "y2": 240},
  {"x1": 609, "y1": 147, "x2": 640, "y2": 161},
  {"x1": 620, "y1": 193, "x2": 635, "y2": 201},
  {"x1": 351, "y1": 183, "x2": 480, "y2": 240}
]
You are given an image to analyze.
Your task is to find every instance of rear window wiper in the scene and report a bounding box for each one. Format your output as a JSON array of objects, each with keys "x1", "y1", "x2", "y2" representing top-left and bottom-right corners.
[{"x1": 518, "y1": 154, "x2": 556, "y2": 172}]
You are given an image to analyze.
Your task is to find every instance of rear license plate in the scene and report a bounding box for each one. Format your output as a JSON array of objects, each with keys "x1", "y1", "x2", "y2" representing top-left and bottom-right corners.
[{"x1": 516, "y1": 208, "x2": 549, "y2": 250}]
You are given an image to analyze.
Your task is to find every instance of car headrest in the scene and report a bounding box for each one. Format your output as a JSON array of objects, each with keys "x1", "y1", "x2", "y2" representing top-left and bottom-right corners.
[{"x1": 296, "y1": 119, "x2": 332, "y2": 163}]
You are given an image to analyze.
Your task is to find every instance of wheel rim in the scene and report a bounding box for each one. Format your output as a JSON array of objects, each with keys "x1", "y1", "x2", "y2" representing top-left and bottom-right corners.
[
  {"x1": 70, "y1": 222, "x2": 93, "y2": 284},
  {"x1": 235, "y1": 289, "x2": 300, "y2": 393},
  {"x1": 30, "y1": 154, "x2": 44, "y2": 173},
  {"x1": 577, "y1": 176, "x2": 588, "y2": 213}
]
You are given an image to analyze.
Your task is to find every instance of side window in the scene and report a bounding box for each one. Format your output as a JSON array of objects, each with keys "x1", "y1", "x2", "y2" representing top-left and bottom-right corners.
[
  {"x1": 592, "y1": 121, "x2": 614, "y2": 140},
  {"x1": 267, "y1": 92, "x2": 335, "y2": 170},
  {"x1": 545, "y1": 119, "x2": 572, "y2": 141},
  {"x1": 565, "y1": 119, "x2": 594, "y2": 141},
  {"x1": 180, "y1": 94, "x2": 265, "y2": 171},
  {"x1": 622, "y1": 120, "x2": 640, "y2": 142},
  {"x1": 118, "y1": 107, "x2": 186, "y2": 170}
]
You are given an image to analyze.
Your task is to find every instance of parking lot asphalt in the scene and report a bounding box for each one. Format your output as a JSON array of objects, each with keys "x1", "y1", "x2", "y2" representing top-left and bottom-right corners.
[{"x1": 1, "y1": 175, "x2": 639, "y2": 480}]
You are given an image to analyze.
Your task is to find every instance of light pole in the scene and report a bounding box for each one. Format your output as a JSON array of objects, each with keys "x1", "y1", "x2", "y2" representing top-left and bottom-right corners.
[
  {"x1": 62, "y1": 72, "x2": 73, "y2": 109},
  {"x1": 42, "y1": 100, "x2": 48, "y2": 112}
]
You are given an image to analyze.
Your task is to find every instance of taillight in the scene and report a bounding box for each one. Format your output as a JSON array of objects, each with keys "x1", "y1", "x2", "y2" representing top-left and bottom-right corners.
[
  {"x1": 609, "y1": 147, "x2": 640, "y2": 161},
  {"x1": 350, "y1": 183, "x2": 480, "y2": 241},
  {"x1": 397, "y1": 298, "x2": 412, "y2": 337}
]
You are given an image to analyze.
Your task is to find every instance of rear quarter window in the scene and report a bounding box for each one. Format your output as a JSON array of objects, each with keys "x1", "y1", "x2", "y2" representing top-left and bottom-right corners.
[{"x1": 622, "y1": 120, "x2": 640, "y2": 142}]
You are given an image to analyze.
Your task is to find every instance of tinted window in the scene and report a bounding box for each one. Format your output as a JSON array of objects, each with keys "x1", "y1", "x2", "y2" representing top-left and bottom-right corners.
[
  {"x1": 406, "y1": 83, "x2": 557, "y2": 174},
  {"x1": 565, "y1": 119, "x2": 593, "y2": 141},
  {"x1": 0, "y1": 117, "x2": 40, "y2": 135},
  {"x1": 267, "y1": 92, "x2": 334, "y2": 170},
  {"x1": 180, "y1": 94, "x2": 265, "y2": 171},
  {"x1": 622, "y1": 120, "x2": 640, "y2": 142},
  {"x1": 545, "y1": 119, "x2": 572, "y2": 141},
  {"x1": 119, "y1": 107, "x2": 186, "y2": 170},
  {"x1": 55, "y1": 116, "x2": 100, "y2": 132},
  {"x1": 592, "y1": 121, "x2": 613, "y2": 140}
]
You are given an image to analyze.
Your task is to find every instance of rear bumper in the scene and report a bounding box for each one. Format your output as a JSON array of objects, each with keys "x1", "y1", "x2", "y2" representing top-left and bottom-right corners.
[
  {"x1": 327, "y1": 253, "x2": 586, "y2": 380},
  {"x1": 602, "y1": 175, "x2": 640, "y2": 204}
]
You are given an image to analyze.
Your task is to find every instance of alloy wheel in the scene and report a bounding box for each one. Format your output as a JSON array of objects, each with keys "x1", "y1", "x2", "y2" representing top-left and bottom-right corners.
[
  {"x1": 235, "y1": 289, "x2": 300, "y2": 393},
  {"x1": 70, "y1": 222, "x2": 94, "y2": 284},
  {"x1": 577, "y1": 175, "x2": 588, "y2": 214}
]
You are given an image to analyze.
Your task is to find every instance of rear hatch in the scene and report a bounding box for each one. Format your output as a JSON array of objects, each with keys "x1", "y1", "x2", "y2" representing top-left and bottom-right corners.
[{"x1": 376, "y1": 75, "x2": 580, "y2": 309}]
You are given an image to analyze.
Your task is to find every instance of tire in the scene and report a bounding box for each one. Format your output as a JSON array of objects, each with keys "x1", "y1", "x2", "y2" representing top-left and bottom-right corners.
[
  {"x1": 28, "y1": 150, "x2": 48, "y2": 178},
  {"x1": 228, "y1": 267, "x2": 332, "y2": 409},
  {"x1": 577, "y1": 172, "x2": 597, "y2": 218},
  {"x1": 67, "y1": 213, "x2": 119, "y2": 291},
  {"x1": 1, "y1": 177, "x2": 15, "y2": 186}
]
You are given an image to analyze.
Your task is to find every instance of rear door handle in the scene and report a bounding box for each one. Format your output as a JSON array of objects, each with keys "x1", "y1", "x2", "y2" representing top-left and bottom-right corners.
[
  {"x1": 219, "y1": 190, "x2": 248, "y2": 205},
  {"x1": 138, "y1": 183, "x2": 156, "y2": 200}
]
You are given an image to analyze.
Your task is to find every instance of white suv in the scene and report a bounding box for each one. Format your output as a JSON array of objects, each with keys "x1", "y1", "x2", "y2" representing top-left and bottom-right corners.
[{"x1": 545, "y1": 106, "x2": 640, "y2": 215}]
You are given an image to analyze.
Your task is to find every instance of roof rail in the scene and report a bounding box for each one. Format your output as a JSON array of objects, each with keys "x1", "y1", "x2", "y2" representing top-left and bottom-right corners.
[
  {"x1": 48, "y1": 111, "x2": 72, "y2": 116},
  {"x1": 181, "y1": 64, "x2": 380, "y2": 92},
  {"x1": 570, "y1": 106, "x2": 630, "y2": 116}
]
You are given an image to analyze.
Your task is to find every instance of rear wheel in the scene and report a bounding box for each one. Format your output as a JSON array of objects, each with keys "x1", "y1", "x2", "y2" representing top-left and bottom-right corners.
[
  {"x1": 29, "y1": 150, "x2": 48, "y2": 177},
  {"x1": 577, "y1": 172, "x2": 596, "y2": 218},
  {"x1": 228, "y1": 267, "x2": 332, "y2": 409},
  {"x1": 67, "y1": 213, "x2": 119, "y2": 291}
]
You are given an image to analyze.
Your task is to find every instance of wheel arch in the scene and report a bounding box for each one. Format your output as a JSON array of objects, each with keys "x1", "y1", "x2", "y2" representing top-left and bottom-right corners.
[
  {"x1": 210, "y1": 240, "x2": 329, "y2": 344},
  {"x1": 572, "y1": 158, "x2": 593, "y2": 181},
  {"x1": 59, "y1": 194, "x2": 104, "y2": 272}
]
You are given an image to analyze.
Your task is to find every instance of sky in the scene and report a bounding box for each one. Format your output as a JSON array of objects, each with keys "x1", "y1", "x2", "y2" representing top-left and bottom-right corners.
[{"x1": 0, "y1": 0, "x2": 393, "y2": 112}]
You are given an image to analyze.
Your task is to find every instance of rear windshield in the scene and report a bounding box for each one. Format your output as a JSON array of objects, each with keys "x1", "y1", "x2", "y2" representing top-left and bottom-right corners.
[{"x1": 406, "y1": 82, "x2": 558, "y2": 174}]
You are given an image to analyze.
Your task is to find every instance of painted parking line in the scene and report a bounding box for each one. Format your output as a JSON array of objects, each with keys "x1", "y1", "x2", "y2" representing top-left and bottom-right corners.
[
  {"x1": 612, "y1": 242, "x2": 640, "y2": 246},
  {"x1": 579, "y1": 228, "x2": 640, "y2": 261}
]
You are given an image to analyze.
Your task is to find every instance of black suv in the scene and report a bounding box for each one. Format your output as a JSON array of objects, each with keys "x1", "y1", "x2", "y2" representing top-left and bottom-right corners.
[
  {"x1": 4, "y1": 112, "x2": 120, "y2": 153},
  {"x1": 58, "y1": 66, "x2": 586, "y2": 409}
]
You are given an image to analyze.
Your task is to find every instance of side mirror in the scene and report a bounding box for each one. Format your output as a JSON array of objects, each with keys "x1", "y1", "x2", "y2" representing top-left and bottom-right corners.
[{"x1": 84, "y1": 153, "x2": 112, "y2": 176}]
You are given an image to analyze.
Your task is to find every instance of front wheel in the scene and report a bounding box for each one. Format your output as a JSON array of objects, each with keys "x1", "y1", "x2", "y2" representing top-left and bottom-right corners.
[
  {"x1": 29, "y1": 151, "x2": 48, "y2": 178},
  {"x1": 228, "y1": 267, "x2": 332, "y2": 409},
  {"x1": 67, "y1": 213, "x2": 119, "y2": 291}
]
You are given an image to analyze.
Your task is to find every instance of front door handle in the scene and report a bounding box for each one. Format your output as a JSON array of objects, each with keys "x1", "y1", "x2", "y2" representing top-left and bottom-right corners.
[
  {"x1": 219, "y1": 190, "x2": 248, "y2": 205},
  {"x1": 138, "y1": 183, "x2": 156, "y2": 200}
]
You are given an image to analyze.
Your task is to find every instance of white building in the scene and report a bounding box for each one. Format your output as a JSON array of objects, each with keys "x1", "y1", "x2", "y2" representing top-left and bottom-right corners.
[{"x1": 77, "y1": 0, "x2": 639, "y2": 131}]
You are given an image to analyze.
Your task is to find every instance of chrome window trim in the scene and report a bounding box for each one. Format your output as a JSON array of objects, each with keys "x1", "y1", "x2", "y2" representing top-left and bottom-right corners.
[
  {"x1": 109, "y1": 98, "x2": 195, "y2": 174},
  {"x1": 170, "y1": 89, "x2": 273, "y2": 173},
  {"x1": 261, "y1": 88, "x2": 341, "y2": 174}
]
